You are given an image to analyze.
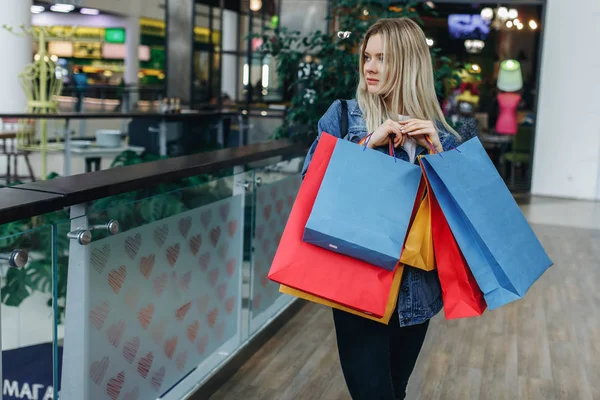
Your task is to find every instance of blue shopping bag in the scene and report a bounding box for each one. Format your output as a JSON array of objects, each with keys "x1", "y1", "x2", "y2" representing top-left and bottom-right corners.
[
  {"x1": 420, "y1": 137, "x2": 552, "y2": 309},
  {"x1": 303, "y1": 138, "x2": 422, "y2": 271}
]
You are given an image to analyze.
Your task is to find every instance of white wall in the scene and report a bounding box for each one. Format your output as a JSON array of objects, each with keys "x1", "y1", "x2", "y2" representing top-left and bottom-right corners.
[{"x1": 531, "y1": 0, "x2": 600, "y2": 200}]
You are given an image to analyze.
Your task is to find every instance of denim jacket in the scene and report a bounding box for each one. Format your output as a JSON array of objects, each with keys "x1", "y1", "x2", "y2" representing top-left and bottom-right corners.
[{"x1": 301, "y1": 99, "x2": 460, "y2": 327}]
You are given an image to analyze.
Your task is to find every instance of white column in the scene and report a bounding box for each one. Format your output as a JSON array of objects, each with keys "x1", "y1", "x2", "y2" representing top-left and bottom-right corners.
[
  {"x1": 221, "y1": 9, "x2": 238, "y2": 100},
  {"x1": 531, "y1": 0, "x2": 600, "y2": 200},
  {"x1": 125, "y1": 16, "x2": 140, "y2": 108},
  {"x1": 0, "y1": 0, "x2": 32, "y2": 113}
]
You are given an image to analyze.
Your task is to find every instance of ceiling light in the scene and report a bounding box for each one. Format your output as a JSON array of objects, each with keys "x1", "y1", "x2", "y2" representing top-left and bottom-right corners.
[
  {"x1": 425, "y1": 1, "x2": 435, "y2": 9},
  {"x1": 516, "y1": 23, "x2": 524, "y2": 30},
  {"x1": 506, "y1": 21, "x2": 513, "y2": 28},
  {"x1": 529, "y1": 20, "x2": 538, "y2": 30},
  {"x1": 464, "y1": 40, "x2": 485, "y2": 54},
  {"x1": 363, "y1": 9, "x2": 369, "y2": 16},
  {"x1": 80, "y1": 8, "x2": 100, "y2": 15},
  {"x1": 249, "y1": 0, "x2": 262, "y2": 12},
  {"x1": 480, "y1": 7, "x2": 494, "y2": 21},
  {"x1": 426, "y1": 38, "x2": 434, "y2": 47},
  {"x1": 514, "y1": 18, "x2": 520, "y2": 25},
  {"x1": 497, "y1": 7, "x2": 509, "y2": 19},
  {"x1": 30, "y1": 5, "x2": 45, "y2": 14},
  {"x1": 50, "y1": 3, "x2": 75, "y2": 13},
  {"x1": 508, "y1": 9, "x2": 519, "y2": 19}
]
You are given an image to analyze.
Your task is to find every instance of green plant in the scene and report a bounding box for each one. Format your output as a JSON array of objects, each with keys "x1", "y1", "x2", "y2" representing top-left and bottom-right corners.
[{"x1": 258, "y1": 0, "x2": 460, "y2": 141}]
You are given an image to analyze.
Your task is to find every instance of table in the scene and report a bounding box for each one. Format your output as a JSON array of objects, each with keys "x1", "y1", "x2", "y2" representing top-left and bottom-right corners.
[
  {"x1": 479, "y1": 133, "x2": 514, "y2": 179},
  {"x1": 69, "y1": 145, "x2": 145, "y2": 173}
]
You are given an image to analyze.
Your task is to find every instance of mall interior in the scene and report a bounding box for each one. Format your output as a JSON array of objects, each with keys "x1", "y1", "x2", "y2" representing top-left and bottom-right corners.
[{"x1": 0, "y1": 0, "x2": 597, "y2": 399}]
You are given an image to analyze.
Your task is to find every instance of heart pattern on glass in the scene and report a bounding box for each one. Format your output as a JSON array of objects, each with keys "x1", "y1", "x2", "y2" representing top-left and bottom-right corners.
[
  {"x1": 226, "y1": 258, "x2": 236, "y2": 277},
  {"x1": 89, "y1": 356, "x2": 110, "y2": 385},
  {"x1": 124, "y1": 287, "x2": 140, "y2": 311},
  {"x1": 175, "y1": 302, "x2": 191, "y2": 321},
  {"x1": 227, "y1": 220, "x2": 238, "y2": 238},
  {"x1": 219, "y1": 203, "x2": 230, "y2": 221},
  {"x1": 217, "y1": 283, "x2": 227, "y2": 301},
  {"x1": 256, "y1": 224, "x2": 265, "y2": 240},
  {"x1": 179, "y1": 271, "x2": 192, "y2": 292},
  {"x1": 123, "y1": 336, "x2": 140, "y2": 364},
  {"x1": 207, "y1": 308, "x2": 219, "y2": 328},
  {"x1": 197, "y1": 335, "x2": 209, "y2": 355},
  {"x1": 208, "y1": 269, "x2": 219, "y2": 287},
  {"x1": 137, "y1": 352, "x2": 153, "y2": 378},
  {"x1": 164, "y1": 336, "x2": 178, "y2": 359},
  {"x1": 91, "y1": 245, "x2": 111, "y2": 274},
  {"x1": 226, "y1": 296, "x2": 235, "y2": 314},
  {"x1": 106, "y1": 319, "x2": 126, "y2": 348},
  {"x1": 125, "y1": 233, "x2": 142, "y2": 260},
  {"x1": 138, "y1": 304, "x2": 154, "y2": 330},
  {"x1": 175, "y1": 351, "x2": 188, "y2": 372},
  {"x1": 196, "y1": 295, "x2": 210, "y2": 313},
  {"x1": 122, "y1": 386, "x2": 139, "y2": 400},
  {"x1": 217, "y1": 243, "x2": 228, "y2": 260},
  {"x1": 90, "y1": 301, "x2": 110, "y2": 330},
  {"x1": 276, "y1": 199, "x2": 284, "y2": 214},
  {"x1": 151, "y1": 320, "x2": 167, "y2": 344},
  {"x1": 108, "y1": 266, "x2": 127, "y2": 294},
  {"x1": 166, "y1": 244, "x2": 180, "y2": 267},
  {"x1": 189, "y1": 234, "x2": 202, "y2": 256},
  {"x1": 187, "y1": 320, "x2": 199, "y2": 342},
  {"x1": 154, "y1": 224, "x2": 169, "y2": 247},
  {"x1": 179, "y1": 216, "x2": 192, "y2": 238},
  {"x1": 263, "y1": 205, "x2": 272, "y2": 221},
  {"x1": 210, "y1": 226, "x2": 221, "y2": 247},
  {"x1": 139, "y1": 254, "x2": 155, "y2": 279},
  {"x1": 150, "y1": 366, "x2": 166, "y2": 392},
  {"x1": 106, "y1": 371, "x2": 125, "y2": 400},
  {"x1": 153, "y1": 272, "x2": 167, "y2": 297},
  {"x1": 198, "y1": 252, "x2": 211, "y2": 271}
]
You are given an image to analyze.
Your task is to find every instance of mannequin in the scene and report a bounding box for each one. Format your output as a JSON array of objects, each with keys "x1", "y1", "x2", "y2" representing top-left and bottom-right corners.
[{"x1": 495, "y1": 60, "x2": 523, "y2": 135}]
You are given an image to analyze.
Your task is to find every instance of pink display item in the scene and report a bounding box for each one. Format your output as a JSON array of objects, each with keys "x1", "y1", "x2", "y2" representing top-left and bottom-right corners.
[{"x1": 495, "y1": 92, "x2": 521, "y2": 135}]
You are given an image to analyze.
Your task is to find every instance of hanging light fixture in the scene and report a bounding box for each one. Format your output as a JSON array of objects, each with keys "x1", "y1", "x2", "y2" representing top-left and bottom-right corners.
[
  {"x1": 464, "y1": 40, "x2": 485, "y2": 54},
  {"x1": 481, "y1": 5, "x2": 532, "y2": 31},
  {"x1": 250, "y1": 0, "x2": 262, "y2": 12}
]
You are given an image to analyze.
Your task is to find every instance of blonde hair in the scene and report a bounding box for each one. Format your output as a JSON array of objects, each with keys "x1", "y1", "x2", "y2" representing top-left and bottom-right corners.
[{"x1": 356, "y1": 18, "x2": 459, "y2": 139}]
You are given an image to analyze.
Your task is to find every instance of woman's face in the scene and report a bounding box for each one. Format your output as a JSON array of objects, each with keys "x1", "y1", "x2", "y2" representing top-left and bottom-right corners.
[{"x1": 363, "y1": 33, "x2": 384, "y2": 94}]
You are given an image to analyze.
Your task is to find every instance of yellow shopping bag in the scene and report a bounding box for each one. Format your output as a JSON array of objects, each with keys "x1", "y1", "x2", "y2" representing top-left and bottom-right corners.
[
  {"x1": 279, "y1": 264, "x2": 404, "y2": 325},
  {"x1": 400, "y1": 191, "x2": 436, "y2": 271}
]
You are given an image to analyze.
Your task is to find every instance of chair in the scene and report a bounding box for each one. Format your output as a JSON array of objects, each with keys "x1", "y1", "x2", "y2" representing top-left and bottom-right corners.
[
  {"x1": 503, "y1": 126, "x2": 533, "y2": 187},
  {"x1": 0, "y1": 132, "x2": 36, "y2": 185}
]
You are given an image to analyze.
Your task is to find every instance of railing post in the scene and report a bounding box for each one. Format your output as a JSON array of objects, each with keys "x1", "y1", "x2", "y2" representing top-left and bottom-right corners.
[{"x1": 60, "y1": 203, "x2": 90, "y2": 400}]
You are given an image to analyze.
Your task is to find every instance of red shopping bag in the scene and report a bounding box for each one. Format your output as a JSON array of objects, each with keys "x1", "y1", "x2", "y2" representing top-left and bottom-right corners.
[
  {"x1": 268, "y1": 133, "x2": 398, "y2": 318},
  {"x1": 428, "y1": 187, "x2": 487, "y2": 319}
]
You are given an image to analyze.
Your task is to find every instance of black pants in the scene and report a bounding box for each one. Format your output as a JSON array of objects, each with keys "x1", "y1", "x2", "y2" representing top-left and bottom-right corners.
[{"x1": 332, "y1": 309, "x2": 429, "y2": 400}]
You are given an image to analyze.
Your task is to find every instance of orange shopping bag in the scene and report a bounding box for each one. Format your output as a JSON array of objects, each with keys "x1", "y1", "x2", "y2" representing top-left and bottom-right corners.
[
  {"x1": 400, "y1": 188, "x2": 436, "y2": 271},
  {"x1": 279, "y1": 264, "x2": 404, "y2": 325}
]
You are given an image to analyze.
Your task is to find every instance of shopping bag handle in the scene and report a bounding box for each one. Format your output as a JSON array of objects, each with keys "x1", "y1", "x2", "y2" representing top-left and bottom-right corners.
[
  {"x1": 361, "y1": 133, "x2": 397, "y2": 162},
  {"x1": 423, "y1": 135, "x2": 461, "y2": 157}
]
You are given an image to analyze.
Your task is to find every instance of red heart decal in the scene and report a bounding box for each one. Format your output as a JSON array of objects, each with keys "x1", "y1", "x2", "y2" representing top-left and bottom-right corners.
[
  {"x1": 164, "y1": 336, "x2": 178, "y2": 359},
  {"x1": 263, "y1": 205, "x2": 272, "y2": 220},
  {"x1": 226, "y1": 296, "x2": 235, "y2": 314},
  {"x1": 123, "y1": 336, "x2": 140, "y2": 364},
  {"x1": 217, "y1": 283, "x2": 227, "y2": 301},
  {"x1": 150, "y1": 366, "x2": 165, "y2": 391},
  {"x1": 226, "y1": 258, "x2": 236, "y2": 277},
  {"x1": 189, "y1": 234, "x2": 202, "y2": 256},
  {"x1": 105, "y1": 371, "x2": 125, "y2": 400},
  {"x1": 256, "y1": 225, "x2": 265, "y2": 240},
  {"x1": 227, "y1": 220, "x2": 238, "y2": 238},
  {"x1": 218, "y1": 243, "x2": 229, "y2": 260},
  {"x1": 180, "y1": 271, "x2": 192, "y2": 292},
  {"x1": 215, "y1": 322, "x2": 226, "y2": 340},
  {"x1": 187, "y1": 320, "x2": 199, "y2": 342},
  {"x1": 210, "y1": 226, "x2": 221, "y2": 247},
  {"x1": 276, "y1": 199, "x2": 284, "y2": 214},
  {"x1": 90, "y1": 302, "x2": 110, "y2": 330},
  {"x1": 200, "y1": 210, "x2": 212, "y2": 228},
  {"x1": 198, "y1": 252, "x2": 211, "y2": 271},
  {"x1": 139, "y1": 255, "x2": 155, "y2": 279},
  {"x1": 179, "y1": 216, "x2": 192, "y2": 238},
  {"x1": 166, "y1": 244, "x2": 180, "y2": 267},
  {"x1": 220, "y1": 203, "x2": 231, "y2": 221},
  {"x1": 153, "y1": 273, "x2": 167, "y2": 297},
  {"x1": 253, "y1": 294, "x2": 262, "y2": 310},
  {"x1": 138, "y1": 304, "x2": 154, "y2": 330},
  {"x1": 154, "y1": 224, "x2": 168, "y2": 247},
  {"x1": 124, "y1": 287, "x2": 140, "y2": 311},
  {"x1": 176, "y1": 351, "x2": 188, "y2": 372},
  {"x1": 123, "y1": 386, "x2": 139, "y2": 400},
  {"x1": 125, "y1": 233, "x2": 142, "y2": 260},
  {"x1": 196, "y1": 295, "x2": 210, "y2": 313},
  {"x1": 176, "y1": 302, "x2": 192, "y2": 321},
  {"x1": 151, "y1": 320, "x2": 166, "y2": 344},
  {"x1": 260, "y1": 273, "x2": 270, "y2": 288},
  {"x1": 137, "y1": 352, "x2": 153, "y2": 378},
  {"x1": 106, "y1": 320, "x2": 125, "y2": 347},
  {"x1": 91, "y1": 244, "x2": 111, "y2": 274},
  {"x1": 89, "y1": 356, "x2": 110, "y2": 385},
  {"x1": 207, "y1": 307, "x2": 219, "y2": 328},
  {"x1": 197, "y1": 335, "x2": 209, "y2": 355},
  {"x1": 108, "y1": 266, "x2": 127, "y2": 294},
  {"x1": 208, "y1": 269, "x2": 219, "y2": 287}
]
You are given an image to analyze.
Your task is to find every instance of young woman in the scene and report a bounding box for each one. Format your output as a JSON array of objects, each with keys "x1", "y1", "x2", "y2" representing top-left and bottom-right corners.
[{"x1": 301, "y1": 18, "x2": 461, "y2": 400}]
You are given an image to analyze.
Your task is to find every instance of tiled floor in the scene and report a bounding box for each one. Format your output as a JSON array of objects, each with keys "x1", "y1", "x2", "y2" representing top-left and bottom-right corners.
[{"x1": 211, "y1": 197, "x2": 600, "y2": 400}]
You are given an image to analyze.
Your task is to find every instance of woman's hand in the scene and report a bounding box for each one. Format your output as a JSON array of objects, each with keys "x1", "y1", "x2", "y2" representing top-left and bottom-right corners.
[
  {"x1": 399, "y1": 119, "x2": 443, "y2": 153},
  {"x1": 366, "y1": 119, "x2": 407, "y2": 149}
]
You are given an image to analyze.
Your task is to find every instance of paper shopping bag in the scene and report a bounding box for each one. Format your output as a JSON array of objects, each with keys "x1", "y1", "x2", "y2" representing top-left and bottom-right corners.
[
  {"x1": 400, "y1": 184, "x2": 436, "y2": 271},
  {"x1": 279, "y1": 264, "x2": 404, "y2": 324},
  {"x1": 269, "y1": 132, "x2": 397, "y2": 318}
]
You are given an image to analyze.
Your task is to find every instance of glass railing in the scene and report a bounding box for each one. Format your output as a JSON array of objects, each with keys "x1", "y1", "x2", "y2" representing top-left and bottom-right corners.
[{"x1": 0, "y1": 140, "x2": 304, "y2": 399}]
